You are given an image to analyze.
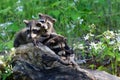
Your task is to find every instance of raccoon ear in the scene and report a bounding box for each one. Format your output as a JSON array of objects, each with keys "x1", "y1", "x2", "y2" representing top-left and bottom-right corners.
[
  {"x1": 38, "y1": 13, "x2": 56, "y2": 23},
  {"x1": 23, "y1": 20, "x2": 29, "y2": 24},
  {"x1": 38, "y1": 13, "x2": 43, "y2": 18},
  {"x1": 52, "y1": 18, "x2": 56, "y2": 23}
]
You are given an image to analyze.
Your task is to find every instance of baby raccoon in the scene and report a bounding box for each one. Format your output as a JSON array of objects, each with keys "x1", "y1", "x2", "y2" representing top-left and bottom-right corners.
[
  {"x1": 14, "y1": 14, "x2": 57, "y2": 47},
  {"x1": 14, "y1": 20, "x2": 45, "y2": 47},
  {"x1": 38, "y1": 13, "x2": 56, "y2": 35},
  {"x1": 45, "y1": 35, "x2": 80, "y2": 70},
  {"x1": 38, "y1": 14, "x2": 79, "y2": 68},
  {"x1": 14, "y1": 28, "x2": 30, "y2": 47},
  {"x1": 13, "y1": 14, "x2": 79, "y2": 70},
  {"x1": 40, "y1": 34, "x2": 79, "y2": 68}
]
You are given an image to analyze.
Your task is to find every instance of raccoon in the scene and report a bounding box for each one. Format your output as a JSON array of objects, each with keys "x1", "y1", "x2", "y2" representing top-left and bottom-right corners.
[
  {"x1": 14, "y1": 28, "x2": 30, "y2": 47},
  {"x1": 38, "y1": 14, "x2": 79, "y2": 68},
  {"x1": 38, "y1": 13, "x2": 56, "y2": 35},
  {"x1": 40, "y1": 34, "x2": 79, "y2": 69},
  {"x1": 14, "y1": 20, "x2": 45, "y2": 47},
  {"x1": 14, "y1": 15, "x2": 79, "y2": 70},
  {"x1": 19, "y1": 19, "x2": 77, "y2": 67}
]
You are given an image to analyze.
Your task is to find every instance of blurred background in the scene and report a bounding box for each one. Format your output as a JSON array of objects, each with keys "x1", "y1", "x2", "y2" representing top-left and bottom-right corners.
[{"x1": 0, "y1": 0, "x2": 120, "y2": 78}]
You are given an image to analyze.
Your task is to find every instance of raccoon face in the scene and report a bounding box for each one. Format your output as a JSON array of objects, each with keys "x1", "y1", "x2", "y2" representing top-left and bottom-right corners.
[
  {"x1": 38, "y1": 13, "x2": 56, "y2": 34},
  {"x1": 38, "y1": 13, "x2": 56, "y2": 23},
  {"x1": 23, "y1": 20, "x2": 46, "y2": 41}
]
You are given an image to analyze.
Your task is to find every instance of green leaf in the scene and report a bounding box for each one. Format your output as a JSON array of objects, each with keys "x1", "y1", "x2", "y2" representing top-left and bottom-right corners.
[
  {"x1": 116, "y1": 53, "x2": 120, "y2": 61},
  {"x1": 106, "y1": 51, "x2": 115, "y2": 57},
  {"x1": 0, "y1": 7, "x2": 11, "y2": 14}
]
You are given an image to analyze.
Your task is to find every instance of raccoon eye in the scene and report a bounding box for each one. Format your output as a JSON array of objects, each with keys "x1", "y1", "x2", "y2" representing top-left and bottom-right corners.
[
  {"x1": 39, "y1": 19, "x2": 45, "y2": 23},
  {"x1": 36, "y1": 22, "x2": 42, "y2": 27},
  {"x1": 40, "y1": 20, "x2": 45, "y2": 23},
  {"x1": 32, "y1": 29, "x2": 39, "y2": 34},
  {"x1": 26, "y1": 30, "x2": 30, "y2": 34}
]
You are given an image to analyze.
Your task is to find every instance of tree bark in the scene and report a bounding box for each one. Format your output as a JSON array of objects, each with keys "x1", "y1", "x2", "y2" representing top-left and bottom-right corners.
[{"x1": 6, "y1": 43, "x2": 120, "y2": 80}]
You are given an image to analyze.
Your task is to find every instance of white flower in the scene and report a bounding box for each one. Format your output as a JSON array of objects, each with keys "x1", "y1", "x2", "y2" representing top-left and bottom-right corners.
[
  {"x1": 1, "y1": 32, "x2": 6, "y2": 36},
  {"x1": 77, "y1": 17, "x2": 80, "y2": 20},
  {"x1": 32, "y1": 15, "x2": 36, "y2": 19},
  {"x1": 77, "y1": 17, "x2": 84, "y2": 24},
  {"x1": 78, "y1": 44, "x2": 84, "y2": 49},
  {"x1": 79, "y1": 19, "x2": 84, "y2": 24},
  {"x1": 5, "y1": 71, "x2": 8, "y2": 73},
  {"x1": 97, "y1": 42, "x2": 102, "y2": 46},
  {"x1": 11, "y1": 48, "x2": 15, "y2": 51},
  {"x1": 89, "y1": 33, "x2": 94, "y2": 37},
  {"x1": 106, "y1": 36, "x2": 111, "y2": 39},
  {"x1": 0, "y1": 55, "x2": 4, "y2": 58},
  {"x1": 109, "y1": 40, "x2": 115, "y2": 45},
  {"x1": 0, "y1": 60, "x2": 4, "y2": 65},
  {"x1": 90, "y1": 42, "x2": 96, "y2": 47},
  {"x1": 0, "y1": 22, "x2": 13, "y2": 27},
  {"x1": 90, "y1": 42, "x2": 97, "y2": 49},
  {"x1": 118, "y1": 45, "x2": 120, "y2": 51},
  {"x1": 15, "y1": 6, "x2": 23, "y2": 12},
  {"x1": 73, "y1": 43, "x2": 84, "y2": 50},
  {"x1": 90, "y1": 42, "x2": 104, "y2": 51},
  {"x1": 116, "y1": 34, "x2": 120, "y2": 42},
  {"x1": 84, "y1": 33, "x2": 94, "y2": 40},
  {"x1": 103, "y1": 30, "x2": 115, "y2": 39},
  {"x1": 109, "y1": 31, "x2": 114, "y2": 35},
  {"x1": 84, "y1": 34, "x2": 89, "y2": 40}
]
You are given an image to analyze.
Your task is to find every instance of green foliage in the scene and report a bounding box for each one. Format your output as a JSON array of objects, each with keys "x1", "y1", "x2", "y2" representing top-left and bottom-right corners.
[
  {"x1": 73, "y1": 24, "x2": 120, "y2": 76},
  {"x1": 0, "y1": 66, "x2": 12, "y2": 80},
  {"x1": 0, "y1": 0, "x2": 120, "y2": 50},
  {"x1": 0, "y1": 50, "x2": 13, "y2": 80},
  {"x1": 0, "y1": 0, "x2": 120, "y2": 78}
]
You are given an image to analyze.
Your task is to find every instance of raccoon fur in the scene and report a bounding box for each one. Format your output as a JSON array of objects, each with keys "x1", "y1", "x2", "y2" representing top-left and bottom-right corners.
[{"x1": 13, "y1": 20, "x2": 45, "y2": 47}]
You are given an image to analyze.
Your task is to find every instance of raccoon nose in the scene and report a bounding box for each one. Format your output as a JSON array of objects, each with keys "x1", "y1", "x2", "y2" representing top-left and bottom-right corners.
[
  {"x1": 28, "y1": 36, "x2": 32, "y2": 39},
  {"x1": 42, "y1": 25, "x2": 48, "y2": 29},
  {"x1": 27, "y1": 34, "x2": 32, "y2": 39}
]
